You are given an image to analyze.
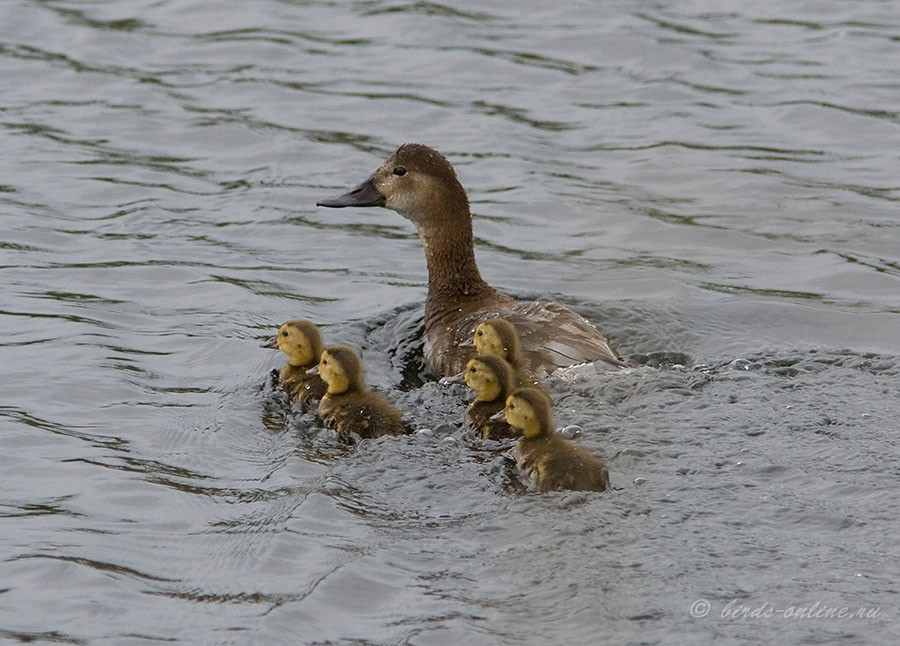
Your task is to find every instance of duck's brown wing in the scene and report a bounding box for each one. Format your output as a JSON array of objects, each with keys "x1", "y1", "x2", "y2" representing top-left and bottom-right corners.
[
  {"x1": 441, "y1": 300, "x2": 623, "y2": 376},
  {"x1": 502, "y1": 301, "x2": 624, "y2": 373},
  {"x1": 426, "y1": 294, "x2": 625, "y2": 377}
]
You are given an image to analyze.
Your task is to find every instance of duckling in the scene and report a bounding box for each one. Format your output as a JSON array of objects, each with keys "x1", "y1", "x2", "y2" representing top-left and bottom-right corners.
[
  {"x1": 456, "y1": 354, "x2": 516, "y2": 440},
  {"x1": 317, "y1": 143, "x2": 626, "y2": 377},
  {"x1": 262, "y1": 319, "x2": 327, "y2": 411},
  {"x1": 502, "y1": 388, "x2": 610, "y2": 493},
  {"x1": 473, "y1": 317, "x2": 540, "y2": 388},
  {"x1": 316, "y1": 344, "x2": 407, "y2": 441}
]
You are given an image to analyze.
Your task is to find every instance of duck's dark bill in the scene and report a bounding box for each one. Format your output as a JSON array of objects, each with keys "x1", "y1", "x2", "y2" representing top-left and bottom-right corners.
[
  {"x1": 260, "y1": 337, "x2": 279, "y2": 349},
  {"x1": 317, "y1": 178, "x2": 385, "y2": 208}
]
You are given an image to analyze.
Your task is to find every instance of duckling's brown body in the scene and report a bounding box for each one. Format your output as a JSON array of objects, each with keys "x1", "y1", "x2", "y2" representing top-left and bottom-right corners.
[
  {"x1": 516, "y1": 432, "x2": 611, "y2": 493},
  {"x1": 263, "y1": 320, "x2": 327, "y2": 411},
  {"x1": 316, "y1": 345, "x2": 407, "y2": 441},
  {"x1": 460, "y1": 355, "x2": 516, "y2": 440},
  {"x1": 504, "y1": 388, "x2": 610, "y2": 493},
  {"x1": 278, "y1": 363, "x2": 328, "y2": 410},
  {"x1": 318, "y1": 391, "x2": 407, "y2": 440},
  {"x1": 317, "y1": 143, "x2": 625, "y2": 378}
]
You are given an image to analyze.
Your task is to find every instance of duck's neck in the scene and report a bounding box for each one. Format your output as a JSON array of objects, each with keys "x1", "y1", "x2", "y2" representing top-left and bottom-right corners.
[{"x1": 416, "y1": 217, "x2": 494, "y2": 318}]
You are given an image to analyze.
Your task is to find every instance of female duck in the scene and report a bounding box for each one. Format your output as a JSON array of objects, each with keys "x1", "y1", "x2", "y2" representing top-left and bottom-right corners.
[
  {"x1": 317, "y1": 143, "x2": 625, "y2": 377},
  {"x1": 473, "y1": 317, "x2": 540, "y2": 388},
  {"x1": 501, "y1": 387, "x2": 610, "y2": 493},
  {"x1": 453, "y1": 354, "x2": 516, "y2": 440},
  {"x1": 262, "y1": 319, "x2": 327, "y2": 411},
  {"x1": 316, "y1": 344, "x2": 408, "y2": 441}
]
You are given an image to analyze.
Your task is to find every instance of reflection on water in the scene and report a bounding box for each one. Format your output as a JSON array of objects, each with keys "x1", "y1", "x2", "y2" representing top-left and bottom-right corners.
[{"x1": 2, "y1": 0, "x2": 899, "y2": 644}]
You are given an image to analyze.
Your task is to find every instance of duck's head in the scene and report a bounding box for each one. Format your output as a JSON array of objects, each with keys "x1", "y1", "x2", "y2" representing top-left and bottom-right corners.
[
  {"x1": 464, "y1": 354, "x2": 513, "y2": 403},
  {"x1": 262, "y1": 320, "x2": 324, "y2": 366},
  {"x1": 317, "y1": 345, "x2": 367, "y2": 395},
  {"x1": 317, "y1": 143, "x2": 470, "y2": 228},
  {"x1": 474, "y1": 318, "x2": 523, "y2": 367},
  {"x1": 503, "y1": 388, "x2": 554, "y2": 439}
]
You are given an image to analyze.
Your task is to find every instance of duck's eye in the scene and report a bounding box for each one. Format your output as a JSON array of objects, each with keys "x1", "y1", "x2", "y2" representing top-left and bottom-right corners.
[
  {"x1": 469, "y1": 365, "x2": 477, "y2": 373},
  {"x1": 476, "y1": 329, "x2": 483, "y2": 337},
  {"x1": 392, "y1": 166, "x2": 407, "y2": 177},
  {"x1": 281, "y1": 330, "x2": 288, "y2": 337}
]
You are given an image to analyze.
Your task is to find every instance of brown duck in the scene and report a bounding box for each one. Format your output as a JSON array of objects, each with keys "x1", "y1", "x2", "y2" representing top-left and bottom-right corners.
[
  {"x1": 317, "y1": 143, "x2": 625, "y2": 378},
  {"x1": 501, "y1": 387, "x2": 610, "y2": 493},
  {"x1": 316, "y1": 344, "x2": 407, "y2": 441},
  {"x1": 262, "y1": 319, "x2": 327, "y2": 411}
]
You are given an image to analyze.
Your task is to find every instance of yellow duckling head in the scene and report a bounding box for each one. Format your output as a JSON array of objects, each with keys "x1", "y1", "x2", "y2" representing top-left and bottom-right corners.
[
  {"x1": 318, "y1": 345, "x2": 366, "y2": 396},
  {"x1": 504, "y1": 387, "x2": 554, "y2": 440},
  {"x1": 474, "y1": 318, "x2": 522, "y2": 367},
  {"x1": 264, "y1": 319, "x2": 324, "y2": 367},
  {"x1": 464, "y1": 354, "x2": 513, "y2": 403}
]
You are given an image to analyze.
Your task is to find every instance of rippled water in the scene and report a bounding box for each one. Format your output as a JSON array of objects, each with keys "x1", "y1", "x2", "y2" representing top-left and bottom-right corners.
[{"x1": 2, "y1": 1, "x2": 899, "y2": 644}]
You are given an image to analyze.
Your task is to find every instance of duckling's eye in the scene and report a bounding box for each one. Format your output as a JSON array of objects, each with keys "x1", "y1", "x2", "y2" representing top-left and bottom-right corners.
[
  {"x1": 392, "y1": 166, "x2": 407, "y2": 176},
  {"x1": 469, "y1": 365, "x2": 477, "y2": 373},
  {"x1": 476, "y1": 329, "x2": 483, "y2": 337},
  {"x1": 281, "y1": 330, "x2": 288, "y2": 337}
]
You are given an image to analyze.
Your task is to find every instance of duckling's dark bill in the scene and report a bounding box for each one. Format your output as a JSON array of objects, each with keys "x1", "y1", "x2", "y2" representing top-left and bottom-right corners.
[
  {"x1": 317, "y1": 178, "x2": 385, "y2": 208},
  {"x1": 260, "y1": 337, "x2": 278, "y2": 349},
  {"x1": 440, "y1": 370, "x2": 467, "y2": 386}
]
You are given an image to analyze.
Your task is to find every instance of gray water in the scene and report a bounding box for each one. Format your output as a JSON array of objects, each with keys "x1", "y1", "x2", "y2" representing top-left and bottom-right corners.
[{"x1": 2, "y1": 1, "x2": 899, "y2": 644}]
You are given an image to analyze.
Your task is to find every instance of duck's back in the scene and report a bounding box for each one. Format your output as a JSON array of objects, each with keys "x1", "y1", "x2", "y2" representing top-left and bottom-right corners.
[
  {"x1": 427, "y1": 299, "x2": 624, "y2": 377},
  {"x1": 319, "y1": 391, "x2": 407, "y2": 440},
  {"x1": 515, "y1": 433, "x2": 610, "y2": 492}
]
